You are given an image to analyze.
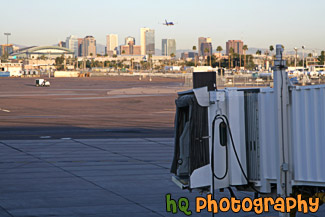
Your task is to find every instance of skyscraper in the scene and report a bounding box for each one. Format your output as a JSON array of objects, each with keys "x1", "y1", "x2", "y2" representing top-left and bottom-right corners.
[
  {"x1": 58, "y1": 41, "x2": 66, "y2": 48},
  {"x1": 145, "y1": 29, "x2": 155, "y2": 55},
  {"x1": 140, "y1": 28, "x2": 150, "y2": 55},
  {"x1": 125, "y1": 36, "x2": 135, "y2": 45},
  {"x1": 0, "y1": 44, "x2": 13, "y2": 56},
  {"x1": 77, "y1": 38, "x2": 83, "y2": 57},
  {"x1": 120, "y1": 43, "x2": 141, "y2": 55},
  {"x1": 120, "y1": 36, "x2": 140, "y2": 55},
  {"x1": 106, "y1": 34, "x2": 118, "y2": 55},
  {"x1": 226, "y1": 40, "x2": 244, "y2": 55},
  {"x1": 198, "y1": 37, "x2": 212, "y2": 56},
  {"x1": 141, "y1": 28, "x2": 156, "y2": 55},
  {"x1": 66, "y1": 35, "x2": 78, "y2": 57},
  {"x1": 162, "y1": 39, "x2": 176, "y2": 56},
  {"x1": 82, "y1": 36, "x2": 96, "y2": 57}
]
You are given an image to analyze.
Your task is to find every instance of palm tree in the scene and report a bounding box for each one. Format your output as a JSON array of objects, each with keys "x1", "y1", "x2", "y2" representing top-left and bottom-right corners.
[
  {"x1": 192, "y1": 46, "x2": 197, "y2": 66},
  {"x1": 209, "y1": 50, "x2": 212, "y2": 67},
  {"x1": 130, "y1": 58, "x2": 134, "y2": 71},
  {"x1": 216, "y1": 46, "x2": 223, "y2": 68},
  {"x1": 170, "y1": 53, "x2": 175, "y2": 66},
  {"x1": 319, "y1": 51, "x2": 325, "y2": 65},
  {"x1": 148, "y1": 53, "x2": 153, "y2": 70},
  {"x1": 269, "y1": 45, "x2": 274, "y2": 53},
  {"x1": 264, "y1": 50, "x2": 269, "y2": 69},
  {"x1": 210, "y1": 54, "x2": 212, "y2": 67},
  {"x1": 269, "y1": 45, "x2": 274, "y2": 64},
  {"x1": 229, "y1": 47, "x2": 234, "y2": 69},
  {"x1": 243, "y1": 45, "x2": 248, "y2": 69}
]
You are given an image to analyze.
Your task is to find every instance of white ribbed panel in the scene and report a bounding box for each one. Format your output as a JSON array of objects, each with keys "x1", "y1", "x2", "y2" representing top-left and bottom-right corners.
[
  {"x1": 258, "y1": 89, "x2": 278, "y2": 192},
  {"x1": 291, "y1": 85, "x2": 325, "y2": 184}
]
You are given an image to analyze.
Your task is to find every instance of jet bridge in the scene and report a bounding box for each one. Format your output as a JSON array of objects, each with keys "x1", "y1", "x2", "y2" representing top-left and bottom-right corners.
[{"x1": 171, "y1": 45, "x2": 325, "y2": 217}]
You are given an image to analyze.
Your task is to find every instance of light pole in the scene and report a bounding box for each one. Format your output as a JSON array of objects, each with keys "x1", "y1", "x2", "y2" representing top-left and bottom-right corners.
[
  {"x1": 148, "y1": 50, "x2": 153, "y2": 81},
  {"x1": 294, "y1": 47, "x2": 298, "y2": 71},
  {"x1": 302, "y1": 45, "x2": 305, "y2": 71},
  {"x1": 4, "y1": 33, "x2": 11, "y2": 72},
  {"x1": 4, "y1": 33, "x2": 11, "y2": 57},
  {"x1": 48, "y1": 51, "x2": 51, "y2": 78}
]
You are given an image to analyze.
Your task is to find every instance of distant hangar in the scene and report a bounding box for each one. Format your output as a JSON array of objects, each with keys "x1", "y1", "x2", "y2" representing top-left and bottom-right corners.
[{"x1": 10, "y1": 46, "x2": 74, "y2": 59}]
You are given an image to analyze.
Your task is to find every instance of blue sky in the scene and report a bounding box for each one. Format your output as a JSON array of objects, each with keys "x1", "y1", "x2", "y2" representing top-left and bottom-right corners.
[{"x1": 1, "y1": 0, "x2": 325, "y2": 52}]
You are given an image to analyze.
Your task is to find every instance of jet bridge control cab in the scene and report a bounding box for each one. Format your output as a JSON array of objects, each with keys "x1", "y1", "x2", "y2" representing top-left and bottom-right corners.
[
  {"x1": 170, "y1": 89, "x2": 210, "y2": 190},
  {"x1": 171, "y1": 71, "x2": 216, "y2": 190}
]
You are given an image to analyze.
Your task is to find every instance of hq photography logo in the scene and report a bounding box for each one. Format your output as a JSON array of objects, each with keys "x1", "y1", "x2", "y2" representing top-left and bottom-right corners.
[{"x1": 165, "y1": 194, "x2": 320, "y2": 215}]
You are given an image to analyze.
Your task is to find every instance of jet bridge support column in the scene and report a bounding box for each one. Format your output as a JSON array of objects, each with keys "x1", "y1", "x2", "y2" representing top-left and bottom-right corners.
[{"x1": 273, "y1": 44, "x2": 292, "y2": 217}]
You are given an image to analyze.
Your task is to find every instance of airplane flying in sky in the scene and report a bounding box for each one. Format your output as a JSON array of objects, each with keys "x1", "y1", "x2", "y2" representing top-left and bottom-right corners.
[{"x1": 162, "y1": 20, "x2": 175, "y2": 26}]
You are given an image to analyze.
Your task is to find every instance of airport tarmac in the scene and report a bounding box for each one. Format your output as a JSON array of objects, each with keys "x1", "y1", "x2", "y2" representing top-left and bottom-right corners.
[
  {"x1": 0, "y1": 137, "x2": 324, "y2": 217},
  {"x1": 0, "y1": 77, "x2": 187, "y2": 139}
]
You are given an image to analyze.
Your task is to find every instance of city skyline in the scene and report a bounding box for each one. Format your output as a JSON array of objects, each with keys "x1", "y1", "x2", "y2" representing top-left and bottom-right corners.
[{"x1": 1, "y1": 0, "x2": 325, "y2": 52}]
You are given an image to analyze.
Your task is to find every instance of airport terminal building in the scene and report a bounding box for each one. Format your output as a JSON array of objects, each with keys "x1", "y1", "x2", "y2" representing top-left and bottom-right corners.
[{"x1": 10, "y1": 46, "x2": 74, "y2": 59}]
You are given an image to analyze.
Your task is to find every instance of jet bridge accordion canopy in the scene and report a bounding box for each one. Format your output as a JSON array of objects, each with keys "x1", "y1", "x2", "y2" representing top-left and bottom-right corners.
[{"x1": 170, "y1": 92, "x2": 209, "y2": 178}]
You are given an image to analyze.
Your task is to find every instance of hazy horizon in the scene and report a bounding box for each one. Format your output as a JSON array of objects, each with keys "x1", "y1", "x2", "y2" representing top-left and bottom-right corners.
[{"x1": 1, "y1": 0, "x2": 325, "y2": 53}]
